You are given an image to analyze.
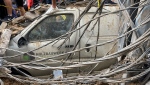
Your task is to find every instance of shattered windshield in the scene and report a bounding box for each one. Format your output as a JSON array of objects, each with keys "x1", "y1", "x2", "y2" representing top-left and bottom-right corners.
[{"x1": 28, "y1": 14, "x2": 74, "y2": 41}]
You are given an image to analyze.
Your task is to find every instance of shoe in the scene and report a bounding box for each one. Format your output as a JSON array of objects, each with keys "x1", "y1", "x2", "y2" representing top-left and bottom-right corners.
[
  {"x1": 105, "y1": 0, "x2": 117, "y2": 5},
  {"x1": 1, "y1": 15, "x2": 15, "y2": 22}
]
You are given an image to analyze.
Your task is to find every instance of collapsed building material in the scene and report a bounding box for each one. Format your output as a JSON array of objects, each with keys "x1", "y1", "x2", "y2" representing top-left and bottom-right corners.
[
  {"x1": 0, "y1": 67, "x2": 11, "y2": 77},
  {"x1": 0, "y1": 22, "x2": 7, "y2": 30},
  {"x1": 11, "y1": 16, "x2": 25, "y2": 25},
  {"x1": 0, "y1": 29, "x2": 11, "y2": 56},
  {"x1": 0, "y1": 0, "x2": 150, "y2": 85},
  {"x1": 0, "y1": 26, "x2": 12, "y2": 56},
  {"x1": 24, "y1": 11, "x2": 40, "y2": 20}
]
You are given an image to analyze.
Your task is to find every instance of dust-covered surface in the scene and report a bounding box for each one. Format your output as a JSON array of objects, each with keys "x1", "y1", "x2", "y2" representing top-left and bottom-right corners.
[
  {"x1": 1, "y1": 77, "x2": 26, "y2": 85},
  {"x1": 0, "y1": 77, "x2": 141, "y2": 85},
  {"x1": 0, "y1": 0, "x2": 150, "y2": 85}
]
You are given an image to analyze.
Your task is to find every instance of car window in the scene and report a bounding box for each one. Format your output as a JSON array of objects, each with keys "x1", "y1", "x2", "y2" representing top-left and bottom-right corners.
[{"x1": 28, "y1": 14, "x2": 74, "y2": 41}]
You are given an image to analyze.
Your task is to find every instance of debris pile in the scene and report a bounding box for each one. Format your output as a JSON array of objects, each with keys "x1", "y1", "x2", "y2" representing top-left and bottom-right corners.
[
  {"x1": 0, "y1": 0, "x2": 150, "y2": 85},
  {"x1": 0, "y1": 4, "x2": 50, "y2": 36}
]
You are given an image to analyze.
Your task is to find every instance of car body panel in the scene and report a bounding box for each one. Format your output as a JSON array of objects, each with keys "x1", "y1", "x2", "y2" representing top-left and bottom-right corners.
[{"x1": 6, "y1": 6, "x2": 120, "y2": 76}]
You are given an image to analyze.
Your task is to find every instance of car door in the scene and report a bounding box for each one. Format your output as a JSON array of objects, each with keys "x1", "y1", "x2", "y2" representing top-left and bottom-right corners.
[
  {"x1": 4, "y1": 13, "x2": 75, "y2": 63},
  {"x1": 25, "y1": 13, "x2": 75, "y2": 60}
]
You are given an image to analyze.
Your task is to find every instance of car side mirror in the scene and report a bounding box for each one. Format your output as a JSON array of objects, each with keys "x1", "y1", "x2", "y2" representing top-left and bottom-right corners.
[{"x1": 18, "y1": 37, "x2": 28, "y2": 48}]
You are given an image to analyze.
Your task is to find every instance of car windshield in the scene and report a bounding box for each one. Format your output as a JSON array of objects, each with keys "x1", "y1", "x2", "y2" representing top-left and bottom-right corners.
[{"x1": 28, "y1": 14, "x2": 74, "y2": 41}]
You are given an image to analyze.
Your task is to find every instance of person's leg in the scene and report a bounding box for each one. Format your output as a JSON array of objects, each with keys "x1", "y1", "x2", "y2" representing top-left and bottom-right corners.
[
  {"x1": 18, "y1": 7, "x2": 25, "y2": 16},
  {"x1": 3, "y1": 0, "x2": 12, "y2": 16},
  {"x1": 0, "y1": 0, "x2": 7, "y2": 19},
  {"x1": 15, "y1": 0, "x2": 25, "y2": 16},
  {"x1": 2, "y1": 0, "x2": 16, "y2": 21}
]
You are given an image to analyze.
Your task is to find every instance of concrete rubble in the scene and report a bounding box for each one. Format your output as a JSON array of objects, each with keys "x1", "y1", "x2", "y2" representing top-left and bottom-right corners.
[{"x1": 0, "y1": 0, "x2": 150, "y2": 85}]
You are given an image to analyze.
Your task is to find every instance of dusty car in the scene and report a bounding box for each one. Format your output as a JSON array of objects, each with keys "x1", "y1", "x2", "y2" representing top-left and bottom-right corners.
[{"x1": 5, "y1": 5, "x2": 120, "y2": 77}]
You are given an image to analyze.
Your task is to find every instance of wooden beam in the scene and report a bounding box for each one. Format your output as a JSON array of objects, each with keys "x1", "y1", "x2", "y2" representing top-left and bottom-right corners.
[
  {"x1": 12, "y1": 16, "x2": 25, "y2": 25},
  {"x1": 24, "y1": 11, "x2": 39, "y2": 20},
  {"x1": 0, "y1": 22, "x2": 7, "y2": 30},
  {"x1": 0, "y1": 29, "x2": 12, "y2": 56},
  {"x1": 0, "y1": 67, "x2": 11, "y2": 77}
]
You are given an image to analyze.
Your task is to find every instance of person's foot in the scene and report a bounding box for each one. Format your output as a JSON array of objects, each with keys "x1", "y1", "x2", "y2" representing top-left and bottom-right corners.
[
  {"x1": 105, "y1": 0, "x2": 117, "y2": 5},
  {"x1": 0, "y1": 15, "x2": 15, "y2": 22}
]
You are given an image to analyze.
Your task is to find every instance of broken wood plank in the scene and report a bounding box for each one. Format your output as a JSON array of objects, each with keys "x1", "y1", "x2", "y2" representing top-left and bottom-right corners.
[
  {"x1": 0, "y1": 29, "x2": 12, "y2": 56},
  {"x1": 35, "y1": 5, "x2": 50, "y2": 14},
  {"x1": 0, "y1": 22, "x2": 7, "y2": 30},
  {"x1": 24, "y1": 11, "x2": 40, "y2": 20},
  {"x1": 12, "y1": 16, "x2": 25, "y2": 25},
  {"x1": 0, "y1": 25, "x2": 24, "y2": 37},
  {"x1": 10, "y1": 25, "x2": 24, "y2": 31},
  {"x1": 0, "y1": 67, "x2": 11, "y2": 77},
  {"x1": 12, "y1": 30, "x2": 22, "y2": 35}
]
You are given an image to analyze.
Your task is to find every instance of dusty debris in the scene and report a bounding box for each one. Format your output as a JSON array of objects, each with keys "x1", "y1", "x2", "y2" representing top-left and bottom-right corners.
[
  {"x1": 0, "y1": 0, "x2": 150, "y2": 85},
  {"x1": 0, "y1": 67, "x2": 11, "y2": 77},
  {"x1": 0, "y1": 29, "x2": 12, "y2": 56},
  {"x1": 11, "y1": 16, "x2": 25, "y2": 25},
  {"x1": 0, "y1": 22, "x2": 7, "y2": 30},
  {"x1": 0, "y1": 4, "x2": 50, "y2": 37},
  {"x1": 0, "y1": 77, "x2": 25, "y2": 85},
  {"x1": 24, "y1": 11, "x2": 40, "y2": 20}
]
